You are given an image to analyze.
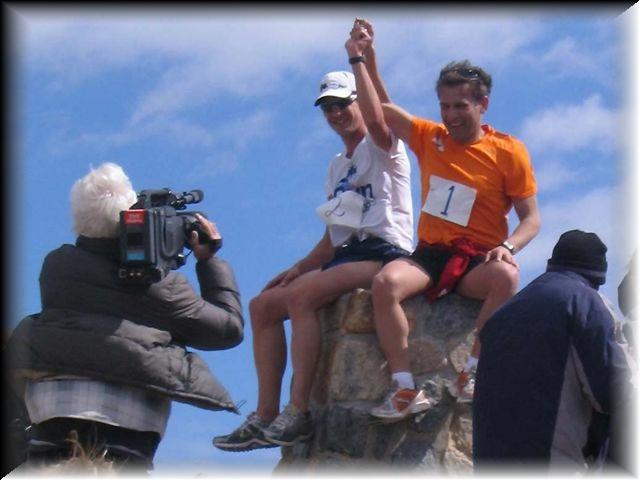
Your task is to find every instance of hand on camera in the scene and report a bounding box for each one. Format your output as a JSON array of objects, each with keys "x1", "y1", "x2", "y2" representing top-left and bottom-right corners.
[{"x1": 189, "y1": 213, "x2": 222, "y2": 261}]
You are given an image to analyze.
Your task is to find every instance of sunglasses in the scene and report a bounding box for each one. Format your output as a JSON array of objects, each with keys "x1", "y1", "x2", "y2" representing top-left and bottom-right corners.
[
  {"x1": 440, "y1": 67, "x2": 480, "y2": 80},
  {"x1": 319, "y1": 98, "x2": 354, "y2": 113}
]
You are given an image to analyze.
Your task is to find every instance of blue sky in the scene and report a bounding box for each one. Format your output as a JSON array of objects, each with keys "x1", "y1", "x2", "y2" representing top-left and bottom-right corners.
[{"x1": 8, "y1": 4, "x2": 638, "y2": 476}]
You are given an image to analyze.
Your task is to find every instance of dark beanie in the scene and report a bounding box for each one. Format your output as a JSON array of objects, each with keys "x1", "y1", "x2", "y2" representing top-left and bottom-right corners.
[{"x1": 547, "y1": 230, "x2": 608, "y2": 285}]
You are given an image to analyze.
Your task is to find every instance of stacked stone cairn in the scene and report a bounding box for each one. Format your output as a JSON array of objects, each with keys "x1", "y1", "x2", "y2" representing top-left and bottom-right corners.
[{"x1": 276, "y1": 289, "x2": 481, "y2": 474}]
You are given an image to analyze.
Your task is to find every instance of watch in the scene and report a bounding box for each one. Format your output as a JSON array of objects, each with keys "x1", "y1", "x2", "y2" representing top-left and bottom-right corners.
[{"x1": 500, "y1": 240, "x2": 515, "y2": 254}]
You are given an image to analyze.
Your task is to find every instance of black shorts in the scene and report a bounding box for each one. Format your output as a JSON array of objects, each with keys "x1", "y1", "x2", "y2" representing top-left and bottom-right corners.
[
  {"x1": 409, "y1": 243, "x2": 484, "y2": 285},
  {"x1": 322, "y1": 236, "x2": 410, "y2": 271}
]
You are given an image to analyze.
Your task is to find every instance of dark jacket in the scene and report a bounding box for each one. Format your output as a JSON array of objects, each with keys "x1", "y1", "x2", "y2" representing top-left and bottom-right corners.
[
  {"x1": 7, "y1": 236, "x2": 244, "y2": 412},
  {"x1": 473, "y1": 270, "x2": 633, "y2": 469}
]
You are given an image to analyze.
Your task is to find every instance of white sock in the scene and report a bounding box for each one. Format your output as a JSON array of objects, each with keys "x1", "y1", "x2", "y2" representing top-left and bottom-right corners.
[
  {"x1": 391, "y1": 371, "x2": 415, "y2": 390},
  {"x1": 464, "y1": 356, "x2": 479, "y2": 372}
]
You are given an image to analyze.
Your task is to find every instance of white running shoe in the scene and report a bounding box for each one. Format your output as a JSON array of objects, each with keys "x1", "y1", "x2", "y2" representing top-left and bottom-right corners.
[{"x1": 370, "y1": 383, "x2": 432, "y2": 422}]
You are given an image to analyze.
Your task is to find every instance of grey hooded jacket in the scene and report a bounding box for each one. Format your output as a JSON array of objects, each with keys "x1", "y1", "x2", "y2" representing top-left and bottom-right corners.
[{"x1": 7, "y1": 236, "x2": 244, "y2": 412}]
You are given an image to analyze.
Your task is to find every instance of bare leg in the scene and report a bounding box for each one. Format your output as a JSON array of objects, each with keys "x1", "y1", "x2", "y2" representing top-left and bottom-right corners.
[
  {"x1": 370, "y1": 258, "x2": 432, "y2": 373},
  {"x1": 288, "y1": 261, "x2": 384, "y2": 412},
  {"x1": 456, "y1": 259, "x2": 519, "y2": 358},
  {"x1": 250, "y1": 288, "x2": 292, "y2": 422}
]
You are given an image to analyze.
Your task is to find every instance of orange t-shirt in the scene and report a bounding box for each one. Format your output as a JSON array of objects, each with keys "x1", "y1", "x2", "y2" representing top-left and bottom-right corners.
[{"x1": 409, "y1": 118, "x2": 537, "y2": 248}]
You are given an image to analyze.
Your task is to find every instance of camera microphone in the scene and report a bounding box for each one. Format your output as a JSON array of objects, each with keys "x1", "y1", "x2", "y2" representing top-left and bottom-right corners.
[{"x1": 183, "y1": 189, "x2": 204, "y2": 204}]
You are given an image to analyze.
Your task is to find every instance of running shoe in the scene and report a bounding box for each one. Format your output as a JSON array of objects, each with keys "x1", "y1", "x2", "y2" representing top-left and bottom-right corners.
[
  {"x1": 370, "y1": 383, "x2": 432, "y2": 422},
  {"x1": 262, "y1": 404, "x2": 313, "y2": 446},
  {"x1": 447, "y1": 369, "x2": 476, "y2": 402},
  {"x1": 212, "y1": 412, "x2": 276, "y2": 452}
]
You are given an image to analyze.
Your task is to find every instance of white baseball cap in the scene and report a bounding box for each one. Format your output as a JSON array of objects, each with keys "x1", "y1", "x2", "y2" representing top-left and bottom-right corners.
[{"x1": 314, "y1": 71, "x2": 357, "y2": 106}]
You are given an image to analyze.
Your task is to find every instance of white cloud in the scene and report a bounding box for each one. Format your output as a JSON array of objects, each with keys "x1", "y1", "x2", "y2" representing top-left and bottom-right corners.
[
  {"x1": 521, "y1": 14, "x2": 622, "y2": 87},
  {"x1": 519, "y1": 94, "x2": 618, "y2": 156},
  {"x1": 45, "y1": 108, "x2": 275, "y2": 179},
  {"x1": 182, "y1": 109, "x2": 276, "y2": 180},
  {"x1": 532, "y1": 160, "x2": 579, "y2": 193},
  {"x1": 218, "y1": 110, "x2": 274, "y2": 152},
  {"x1": 187, "y1": 150, "x2": 240, "y2": 181},
  {"x1": 16, "y1": 13, "x2": 351, "y2": 120},
  {"x1": 373, "y1": 15, "x2": 544, "y2": 104},
  {"x1": 516, "y1": 184, "x2": 631, "y2": 302},
  {"x1": 293, "y1": 115, "x2": 334, "y2": 165},
  {"x1": 525, "y1": 36, "x2": 600, "y2": 79},
  {"x1": 14, "y1": 9, "x2": 621, "y2": 126},
  {"x1": 14, "y1": 10, "x2": 551, "y2": 122},
  {"x1": 49, "y1": 116, "x2": 217, "y2": 155}
]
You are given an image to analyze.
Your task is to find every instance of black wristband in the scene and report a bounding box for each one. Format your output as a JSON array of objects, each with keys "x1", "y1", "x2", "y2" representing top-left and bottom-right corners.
[{"x1": 349, "y1": 56, "x2": 366, "y2": 65}]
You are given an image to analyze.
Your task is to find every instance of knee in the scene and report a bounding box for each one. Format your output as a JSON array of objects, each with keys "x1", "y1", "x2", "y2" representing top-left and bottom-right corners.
[
  {"x1": 490, "y1": 263, "x2": 519, "y2": 296},
  {"x1": 249, "y1": 294, "x2": 264, "y2": 319},
  {"x1": 249, "y1": 294, "x2": 274, "y2": 330},
  {"x1": 285, "y1": 284, "x2": 313, "y2": 318},
  {"x1": 371, "y1": 269, "x2": 403, "y2": 304}
]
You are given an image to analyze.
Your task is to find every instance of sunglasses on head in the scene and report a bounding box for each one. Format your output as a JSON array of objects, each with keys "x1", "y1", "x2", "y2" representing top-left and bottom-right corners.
[
  {"x1": 319, "y1": 98, "x2": 354, "y2": 113},
  {"x1": 441, "y1": 67, "x2": 480, "y2": 80}
]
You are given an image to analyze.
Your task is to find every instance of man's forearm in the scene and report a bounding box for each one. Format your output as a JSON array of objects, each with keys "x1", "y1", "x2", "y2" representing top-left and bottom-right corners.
[
  {"x1": 509, "y1": 196, "x2": 541, "y2": 253},
  {"x1": 351, "y1": 61, "x2": 390, "y2": 149},
  {"x1": 364, "y1": 46, "x2": 391, "y2": 104},
  {"x1": 506, "y1": 217, "x2": 540, "y2": 254},
  {"x1": 347, "y1": 28, "x2": 390, "y2": 150}
]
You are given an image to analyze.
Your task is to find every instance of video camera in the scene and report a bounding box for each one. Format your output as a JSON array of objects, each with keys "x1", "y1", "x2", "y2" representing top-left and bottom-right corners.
[{"x1": 118, "y1": 188, "x2": 221, "y2": 284}]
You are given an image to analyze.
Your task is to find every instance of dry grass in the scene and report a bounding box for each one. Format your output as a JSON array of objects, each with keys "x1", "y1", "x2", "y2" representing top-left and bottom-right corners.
[{"x1": 32, "y1": 430, "x2": 118, "y2": 476}]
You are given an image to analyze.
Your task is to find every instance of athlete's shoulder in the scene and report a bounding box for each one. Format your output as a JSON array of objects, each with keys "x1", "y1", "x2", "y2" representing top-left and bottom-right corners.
[
  {"x1": 485, "y1": 125, "x2": 528, "y2": 153},
  {"x1": 413, "y1": 117, "x2": 444, "y2": 133}
]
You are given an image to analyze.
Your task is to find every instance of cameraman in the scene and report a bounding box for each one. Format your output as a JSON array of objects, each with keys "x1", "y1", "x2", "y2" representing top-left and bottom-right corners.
[{"x1": 5, "y1": 163, "x2": 243, "y2": 473}]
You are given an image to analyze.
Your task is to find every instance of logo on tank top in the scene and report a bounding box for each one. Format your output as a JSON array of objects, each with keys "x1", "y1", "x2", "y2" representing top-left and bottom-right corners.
[
  {"x1": 333, "y1": 165, "x2": 373, "y2": 199},
  {"x1": 333, "y1": 165, "x2": 374, "y2": 212},
  {"x1": 333, "y1": 165, "x2": 358, "y2": 197}
]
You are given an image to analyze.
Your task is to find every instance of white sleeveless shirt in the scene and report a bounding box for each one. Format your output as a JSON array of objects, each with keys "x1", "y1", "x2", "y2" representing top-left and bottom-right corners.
[{"x1": 317, "y1": 133, "x2": 414, "y2": 252}]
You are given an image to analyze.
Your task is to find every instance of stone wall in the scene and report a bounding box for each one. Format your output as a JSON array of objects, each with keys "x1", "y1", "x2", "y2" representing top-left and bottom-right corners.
[{"x1": 276, "y1": 289, "x2": 482, "y2": 473}]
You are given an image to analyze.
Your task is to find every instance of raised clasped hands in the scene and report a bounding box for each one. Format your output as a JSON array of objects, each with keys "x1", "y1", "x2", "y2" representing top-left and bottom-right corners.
[{"x1": 345, "y1": 17, "x2": 374, "y2": 57}]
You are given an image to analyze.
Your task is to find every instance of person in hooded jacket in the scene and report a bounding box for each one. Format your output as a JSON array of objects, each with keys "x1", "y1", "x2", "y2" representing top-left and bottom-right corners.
[{"x1": 473, "y1": 229, "x2": 635, "y2": 474}]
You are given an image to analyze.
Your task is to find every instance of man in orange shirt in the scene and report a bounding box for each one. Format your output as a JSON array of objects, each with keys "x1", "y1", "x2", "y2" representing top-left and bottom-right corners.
[{"x1": 346, "y1": 19, "x2": 541, "y2": 420}]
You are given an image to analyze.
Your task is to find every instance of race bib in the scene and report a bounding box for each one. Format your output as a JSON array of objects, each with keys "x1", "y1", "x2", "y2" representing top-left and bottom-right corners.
[
  {"x1": 316, "y1": 190, "x2": 364, "y2": 228},
  {"x1": 422, "y1": 175, "x2": 477, "y2": 227}
]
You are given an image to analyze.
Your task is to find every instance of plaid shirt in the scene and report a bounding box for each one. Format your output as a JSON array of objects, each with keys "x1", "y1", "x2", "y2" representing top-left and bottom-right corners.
[{"x1": 25, "y1": 378, "x2": 171, "y2": 437}]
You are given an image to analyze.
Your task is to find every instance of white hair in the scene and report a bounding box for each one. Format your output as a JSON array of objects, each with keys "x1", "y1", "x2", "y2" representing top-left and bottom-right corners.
[{"x1": 70, "y1": 163, "x2": 137, "y2": 238}]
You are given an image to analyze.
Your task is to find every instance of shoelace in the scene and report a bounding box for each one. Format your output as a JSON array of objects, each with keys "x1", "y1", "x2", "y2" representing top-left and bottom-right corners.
[
  {"x1": 372, "y1": 390, "x2": 399, "y2": 413},
  {"x1": 238, "y1": 412, "x2": 261, "y2": 430},
  {"x1": 382, "y1": 387, "x2": 401, "y2": 403},
  {"x1": 270, "y1": 406, "x2": 297, "y2": 430}
]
